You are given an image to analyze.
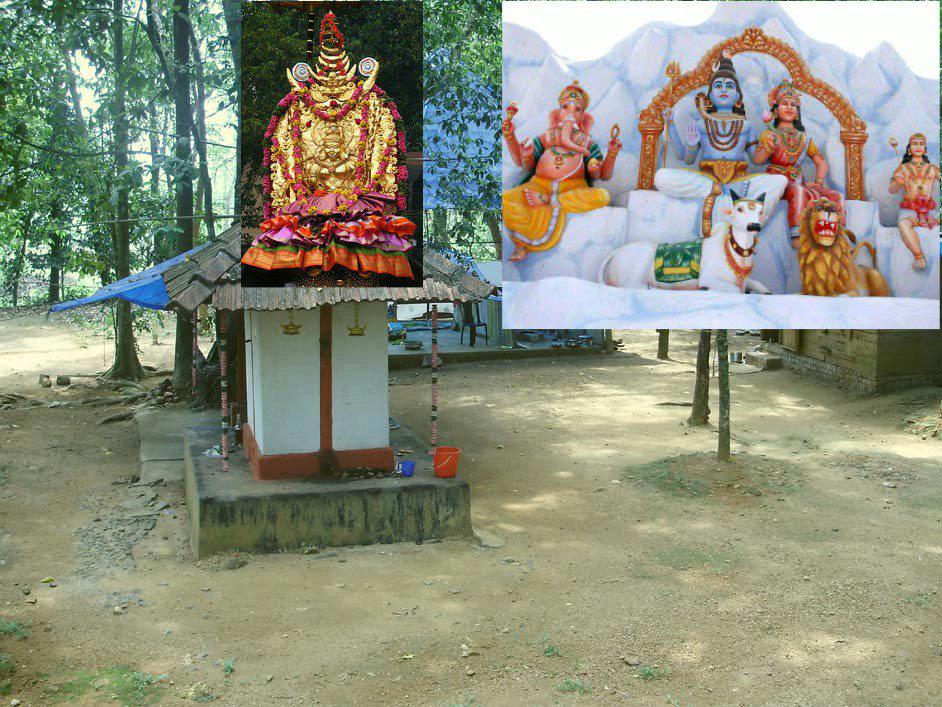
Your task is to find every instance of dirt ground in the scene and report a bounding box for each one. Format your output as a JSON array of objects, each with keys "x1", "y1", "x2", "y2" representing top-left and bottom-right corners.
[{"x1": 0, "y1": 314, "x2": 940, "y2": 706}]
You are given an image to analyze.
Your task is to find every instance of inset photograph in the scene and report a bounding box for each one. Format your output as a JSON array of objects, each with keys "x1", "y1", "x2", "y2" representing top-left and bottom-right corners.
[
  {"x1": 241, "y1": 1, "x2": 422, "y2": 288},
  {"x1": 501, "y1": 0, "x2": 940, "y2": 329}
]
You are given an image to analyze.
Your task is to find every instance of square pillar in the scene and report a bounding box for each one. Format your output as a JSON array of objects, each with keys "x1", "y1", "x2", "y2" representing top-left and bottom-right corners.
[{"x1": 242, "y1": 303, "x2": 392, "y2": 479}]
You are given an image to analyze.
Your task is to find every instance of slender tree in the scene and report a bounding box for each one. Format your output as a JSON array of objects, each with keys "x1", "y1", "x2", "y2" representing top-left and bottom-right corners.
[
  {"x1": 189, "y1": 24, "x2": 215, "y2": 239},
  {"x1": 108, "y1": 0, "x2": 145, "y2": 379},
  {"x1": 222, "y1": 0, "x2": 241, "y2": 215},
  {"x1": 171, "y1": 0, "x2": 195, "y2": 394},
  {"x1": 688, "y1": 329, "x2": 712, "y2": 426},
  {"x1": 657, "y1": 330, "x2": 670, "y2": 360},
  {"x1": 716, "y1": 330, "x2": 731, "y2": 461}
]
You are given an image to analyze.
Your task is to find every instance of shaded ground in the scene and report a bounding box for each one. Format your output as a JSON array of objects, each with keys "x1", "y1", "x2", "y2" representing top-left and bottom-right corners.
[{"x1": 0, "y1": 316, "x2": 940, "y2": 705}]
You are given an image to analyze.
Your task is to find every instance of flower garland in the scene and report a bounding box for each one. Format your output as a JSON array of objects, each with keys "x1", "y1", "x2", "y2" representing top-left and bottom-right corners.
[{"x1": 262, "y1": 83, "x2": 410, "y2": 220}]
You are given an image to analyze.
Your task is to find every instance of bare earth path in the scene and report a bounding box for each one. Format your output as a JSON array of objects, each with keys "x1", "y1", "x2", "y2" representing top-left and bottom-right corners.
[{"x1": 0, "y1": 316, "x2": 939, "y2": 706}]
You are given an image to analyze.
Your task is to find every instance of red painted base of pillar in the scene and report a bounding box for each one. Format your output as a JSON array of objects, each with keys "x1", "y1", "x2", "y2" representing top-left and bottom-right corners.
[{"x1": 242, "y1": 423, "x2": 394, "y2": 480}]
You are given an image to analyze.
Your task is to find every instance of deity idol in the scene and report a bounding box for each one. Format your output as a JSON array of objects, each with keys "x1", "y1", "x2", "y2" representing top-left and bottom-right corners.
[
  {"x1": 655, "y1": 53, "x2": 786, "y2": 238},
  {"x1": 888, "y1": 133, "x2": 938, "y2": 270},
  {"x1": 501, "y1": 81, "x2": 622, "y2": 262},
  {"x1": 241, "y1": 12, "x2": 416, "y2": 280},
  {"x1": 753, "y1": 80, "x2": 844, "y2": 249}
]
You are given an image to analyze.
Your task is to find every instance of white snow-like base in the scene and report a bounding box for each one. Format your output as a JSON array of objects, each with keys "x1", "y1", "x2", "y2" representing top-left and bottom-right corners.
[{"x1": 504, "y1": 278, "x2": 940, "y2": 330}]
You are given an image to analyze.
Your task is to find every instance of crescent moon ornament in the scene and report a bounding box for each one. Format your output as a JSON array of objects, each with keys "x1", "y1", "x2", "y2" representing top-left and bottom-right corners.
[
  {"x1": 358, "y1": 57, "x2": 377, "y2": 76},
  {"x1": 292, "y1": 62, "x2": 313, "y2": 83}
]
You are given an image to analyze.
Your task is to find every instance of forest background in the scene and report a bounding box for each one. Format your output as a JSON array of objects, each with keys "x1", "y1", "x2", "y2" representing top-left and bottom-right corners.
[{"x1": 0, "y1": 0, "x2": 499, "y2": 382}]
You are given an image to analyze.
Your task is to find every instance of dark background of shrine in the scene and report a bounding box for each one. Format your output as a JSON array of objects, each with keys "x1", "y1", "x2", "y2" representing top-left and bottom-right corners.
[{"x1": 240, "y1": 0, "x2": 423, "y2": 288}]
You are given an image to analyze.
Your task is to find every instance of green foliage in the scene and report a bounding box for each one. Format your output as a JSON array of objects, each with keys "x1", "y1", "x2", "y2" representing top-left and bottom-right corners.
[
  {"x1": 423, "y1": 209, "x2": 500, "y2": 261},
  {"x1": 0, "y1": 653, "x2": 15, "y2": 678},
  {"x1": 424, "y1": 0, "x2": 500, "y2": 209},
  {"x1": 637, "y1": 664, "x2": 670, "y2": 680},
  {"x1": 0, "y1": 0, "x2": 235, "y2": 307},
  {"x1": 50, "y1": 666, "x2": 165, "y2": 705},
  {"x1": 0, "y1": 619, "x2": 28, "y2": 640},
  {"x1": 557, "y1": 677, "x2": 591, "y2": 694}
]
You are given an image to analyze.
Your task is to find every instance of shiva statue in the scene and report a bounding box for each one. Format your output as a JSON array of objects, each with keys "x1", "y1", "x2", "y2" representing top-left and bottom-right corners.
[
  {"x1": 889, "y1": 133, "x2": 938, "y2": 270},
  {"x1": 655, "y1": 52, "x2": 786, "y2": 238},
  {"x1": 502, "y1": 80, "x2": 622, "y2": 262},
  {"x1": 753, "y1": 80, "x2": 844, "y2": 249},
  {"x1": 241, "y1": 12, "x2": 416, "y2": 280}
]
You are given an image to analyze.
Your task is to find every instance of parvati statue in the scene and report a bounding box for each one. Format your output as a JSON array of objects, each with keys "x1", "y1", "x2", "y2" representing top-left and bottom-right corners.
[{"x1": 241, "y1": 12, "x2": 415, "y2": 279}]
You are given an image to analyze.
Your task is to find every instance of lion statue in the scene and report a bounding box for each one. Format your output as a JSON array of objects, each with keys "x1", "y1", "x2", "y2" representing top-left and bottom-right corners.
[{"x1": 797, "y1": 199, "x2": 890, "y2": 297}]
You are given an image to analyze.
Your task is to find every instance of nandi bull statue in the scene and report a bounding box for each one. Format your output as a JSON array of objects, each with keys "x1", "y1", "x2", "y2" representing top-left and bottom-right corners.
[{"x1": 598, "y1": 188, "x2": 771, "y2": 294}]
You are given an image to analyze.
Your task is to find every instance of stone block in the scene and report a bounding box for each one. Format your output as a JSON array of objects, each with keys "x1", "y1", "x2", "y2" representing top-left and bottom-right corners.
[
  {"x1": 503, "y1": 206, "x2": 629, "y2": 283},
  {"x1": 184, "y1": 426, "x2": 472, "y2": 558}
]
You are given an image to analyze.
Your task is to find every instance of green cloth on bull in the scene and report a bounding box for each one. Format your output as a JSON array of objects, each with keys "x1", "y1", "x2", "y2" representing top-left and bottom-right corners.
[{"x1": 653, "y1": 239, "x2": 703, "y2": 284}]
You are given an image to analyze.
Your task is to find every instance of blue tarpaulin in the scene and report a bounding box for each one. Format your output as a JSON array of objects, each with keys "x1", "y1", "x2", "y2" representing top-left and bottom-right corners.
[{"x1": 49, "y1": 243, "x2": 210, "y2": 312}]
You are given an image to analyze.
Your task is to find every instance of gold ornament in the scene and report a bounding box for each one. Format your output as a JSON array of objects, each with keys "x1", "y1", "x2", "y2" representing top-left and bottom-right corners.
[
  {"x1": 281, "y1": 311, "x2": 302, "y2": 336},
  {"x1": 268, "y1": 12, "x2": 399, "y2": 212},
  {"x1": 347, "y1": 302, "x2": 366, "y2": 336}
]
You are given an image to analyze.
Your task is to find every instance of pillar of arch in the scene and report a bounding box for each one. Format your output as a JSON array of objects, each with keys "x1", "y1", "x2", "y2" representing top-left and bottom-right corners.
[{"x1": 636, "y1": 27, "x2": 868, "y2": 200}]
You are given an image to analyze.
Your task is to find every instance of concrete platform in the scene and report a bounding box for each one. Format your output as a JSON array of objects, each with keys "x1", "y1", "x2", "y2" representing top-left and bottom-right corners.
[
  {"x1": 137, "y1": 407, "x2": 216, "y2": 484},
  {"x1": 183, "y1": 425, "x2": 472, "y2": 559}
]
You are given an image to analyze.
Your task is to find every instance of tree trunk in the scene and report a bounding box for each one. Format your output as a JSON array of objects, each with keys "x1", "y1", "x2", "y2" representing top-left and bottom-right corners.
[
  {"x1": 190, "y1": 27, "x2": 215, "y2": 239},
  {"x1": 108, "y1": 0, "x2": 144, "y2": 380},
  {"x1": 222, "y1": 0, "x2": 241, "y2": 217},
  {"x1": 48, "y1": 230, "x2": 62, "y2": 303},
  {"x1": 483, "y1": 210, "x2": 502, "y2": 259},
  {"x1": 716, "y1": 329, "x2": 731, "y2": 461},
  {"x1": 171, "y1": 0, "x2": 195, "y2": 395},
  {"x1": 59, "y1": 46, "x2": 87, "y2": 135},
  {"x1": 431, "y1": 208, "x2": 447, "y2": 245},
  {"x1": 688, "y1": 329, "x2": 712, "y2": 426},
  {"x1": 147, "y1": 106, "x2": 163, "y2": 263},
  {"x1": 602, "y1": 329, "x2": 614, "y2": 354},
  {"x1": 656, "y1": 329, "x2": 670, "y2": 360},
  {"x1": 11, "y1": 212, "x2": 32, "y2": 307}
]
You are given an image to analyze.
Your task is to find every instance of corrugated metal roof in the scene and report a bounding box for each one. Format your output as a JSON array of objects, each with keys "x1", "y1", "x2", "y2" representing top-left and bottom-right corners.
[{"x1": 162, "y1": 225, "x2": 495, "y2": 312}]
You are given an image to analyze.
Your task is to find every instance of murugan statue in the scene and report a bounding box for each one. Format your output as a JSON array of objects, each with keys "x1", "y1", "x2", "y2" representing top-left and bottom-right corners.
[
  {"x1": 889, "y1": 133, "x2": 938, "y2": 270},
  {"x1": 241, "y1": 12, "x2": 415, "y2": 279},
  {"x1": 501, "y1": 81, "x2": 622, "y2": 262},
  {"x1": 753, "y1": 80, "x2": 844, "y2": 249},
  {"x1": 656, "y1": 53, "x2": 786, "y2": 237}
]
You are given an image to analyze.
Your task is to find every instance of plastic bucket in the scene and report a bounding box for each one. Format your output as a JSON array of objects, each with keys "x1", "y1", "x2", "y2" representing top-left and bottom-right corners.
[
  {"x1": 433, "y1": 446, "x2": 461, "y2": 478},
  {"x1": 397, "y1": 460, "x2": 416, "y2": 477}
]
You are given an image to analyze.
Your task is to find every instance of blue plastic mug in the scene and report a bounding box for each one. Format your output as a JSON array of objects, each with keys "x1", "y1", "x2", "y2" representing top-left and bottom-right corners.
[{"x1": 397, "y1": 460, "x2": 416, "y2": 477}]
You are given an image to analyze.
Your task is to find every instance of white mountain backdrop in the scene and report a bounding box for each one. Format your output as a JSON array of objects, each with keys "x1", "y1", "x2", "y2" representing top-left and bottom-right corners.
[{"x1": 502, "y1": 1, "x2": 940, "y2": 226}]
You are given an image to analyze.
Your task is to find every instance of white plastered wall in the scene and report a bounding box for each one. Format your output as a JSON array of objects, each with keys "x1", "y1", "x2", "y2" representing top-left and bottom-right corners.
[
  {"x1": 330, "y1": 301, "x2": 390, "y2": 451},
  {"x1": 246, "y1": 308, "x2": 320, "y2": 456}
]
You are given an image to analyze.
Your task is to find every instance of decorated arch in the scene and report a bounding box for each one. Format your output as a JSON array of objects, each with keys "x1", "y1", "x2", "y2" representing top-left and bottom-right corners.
[{"x1": 636, "y1": 27, "x2": 869, "y2": 200}]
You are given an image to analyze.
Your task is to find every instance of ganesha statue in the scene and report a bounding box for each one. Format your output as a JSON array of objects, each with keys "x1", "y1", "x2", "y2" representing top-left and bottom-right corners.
[
  {"x1": 241, "y1": 12, "x2": 415, "y2": 281},
  {"x1": 501, "y1": 80, "x2": 622, "y2": 262}
]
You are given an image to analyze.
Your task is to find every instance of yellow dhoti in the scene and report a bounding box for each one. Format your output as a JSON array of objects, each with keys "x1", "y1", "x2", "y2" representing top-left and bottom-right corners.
[{"x1": 502, "y1": 175, "x2": 610, "y2": 252}]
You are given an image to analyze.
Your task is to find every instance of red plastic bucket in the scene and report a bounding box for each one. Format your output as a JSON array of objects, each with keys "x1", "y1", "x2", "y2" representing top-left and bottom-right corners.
[{"x1": 433, "y1": 446, "x2": 461, "y2": 478}]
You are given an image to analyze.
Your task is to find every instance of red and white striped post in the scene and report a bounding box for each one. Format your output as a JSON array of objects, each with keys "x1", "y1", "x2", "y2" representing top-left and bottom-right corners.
[
  {"x1": 191, "y1": 309, "x2": 198, "y2": 397},
  {"x1": 430, "y1": 304, "x2": 438, "y2": 455},
  {"x1": 219, "y1": 310, "x2": 229, "y2": 472}
]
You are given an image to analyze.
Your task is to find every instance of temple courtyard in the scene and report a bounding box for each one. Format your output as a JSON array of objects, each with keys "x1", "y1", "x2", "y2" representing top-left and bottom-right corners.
[{"x1": 0, "y1": 314, "x2": 940, "y2": 705}]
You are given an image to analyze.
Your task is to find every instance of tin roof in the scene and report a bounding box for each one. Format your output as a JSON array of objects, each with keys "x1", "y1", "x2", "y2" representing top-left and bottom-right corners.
[{"x1": 162, "y1": 225, "x2": 495, "y2": 312}]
